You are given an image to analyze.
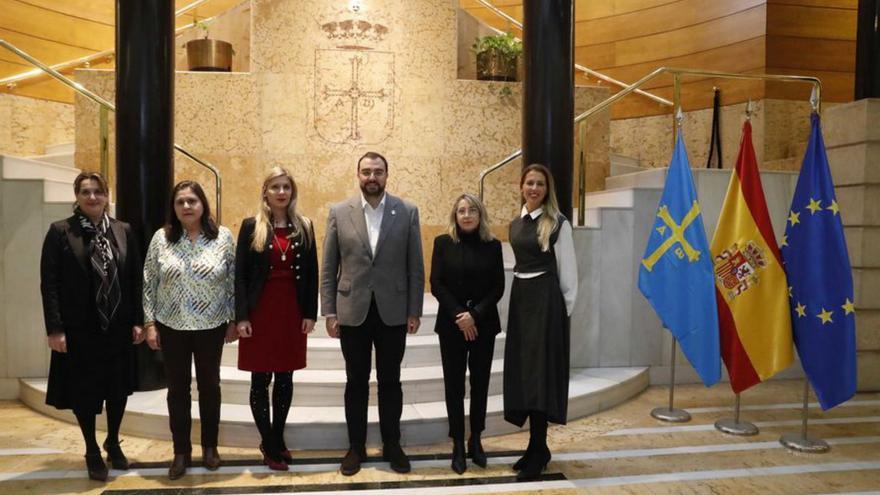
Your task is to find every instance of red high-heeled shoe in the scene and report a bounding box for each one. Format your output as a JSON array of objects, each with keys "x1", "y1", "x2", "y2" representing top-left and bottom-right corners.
[{"x1": 260, "y1": 444, "x2": 289, "y2": 471}]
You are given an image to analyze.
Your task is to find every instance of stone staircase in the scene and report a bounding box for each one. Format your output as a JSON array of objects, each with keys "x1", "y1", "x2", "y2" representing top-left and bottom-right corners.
[{"x1": 8, "y1": 141, "x2": 649, "y2": 449}]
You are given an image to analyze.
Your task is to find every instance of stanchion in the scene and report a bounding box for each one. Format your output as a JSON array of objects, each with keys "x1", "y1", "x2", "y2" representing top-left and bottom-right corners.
[
  {"x1": 714, "y1": 393, "x2": 758, "y2": 435},
  {"x1": 780, "y1": 379, "x2": 829, "y2": 453},
  {"x1": 651, "y1": 338, "x2": 691, "y2": 422}
]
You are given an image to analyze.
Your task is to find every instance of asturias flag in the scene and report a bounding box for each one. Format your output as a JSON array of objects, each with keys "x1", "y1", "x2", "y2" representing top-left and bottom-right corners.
[
  {"x1": 711, "y1": 120, "x2": 794, "y2": 393},
  {"x1": 639, "y1": 133, "x2": 720, "y2": 387},
  {"x1": 780, "y1": 113, "x2": 856, "y2": 410}
]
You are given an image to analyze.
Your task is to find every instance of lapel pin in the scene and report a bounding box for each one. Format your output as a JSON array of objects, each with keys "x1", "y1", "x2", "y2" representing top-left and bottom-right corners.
[{"x1": 391, "y1": 210, "x2": 396, "y2": 215}]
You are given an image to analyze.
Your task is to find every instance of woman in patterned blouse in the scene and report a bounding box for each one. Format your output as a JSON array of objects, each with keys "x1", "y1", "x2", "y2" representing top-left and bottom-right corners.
[{"x1": 143, "y1": 180, "x2": 237, "y2": 480}]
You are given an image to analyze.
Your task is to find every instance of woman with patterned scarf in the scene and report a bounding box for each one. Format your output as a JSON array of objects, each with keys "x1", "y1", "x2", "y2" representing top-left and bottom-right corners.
[{"x1": 40, "y1": 172, "x2": 145, "y2": 482}]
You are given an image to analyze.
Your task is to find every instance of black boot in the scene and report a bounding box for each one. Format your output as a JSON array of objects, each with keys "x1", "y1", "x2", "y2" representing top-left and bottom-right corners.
[
  {"x1": 103, "y1": 439, "x2": 130, "y2": 470},
  {"x1": 451, "y1": 438, "x2": 466, "y2": 474},
  {"x1": 85, "y1": 453, "x2": 108, "y2": 481},
  {"x1": 517, "y1": 414, "x2": 549, "y2": 481},
  {"x1": 468, "y1": 434, "x2": 487, "y2": 468}
]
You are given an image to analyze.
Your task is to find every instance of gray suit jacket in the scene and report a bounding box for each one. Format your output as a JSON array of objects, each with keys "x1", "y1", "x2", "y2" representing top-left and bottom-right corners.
[{"x1": 320, "y1": 193, "x2": 425, "y2": 327}]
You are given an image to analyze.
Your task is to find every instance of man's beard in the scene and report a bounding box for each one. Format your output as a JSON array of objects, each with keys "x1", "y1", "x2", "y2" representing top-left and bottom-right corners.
[{"x1": 360, "y1": 182, "x2": 384, "y2": 198}]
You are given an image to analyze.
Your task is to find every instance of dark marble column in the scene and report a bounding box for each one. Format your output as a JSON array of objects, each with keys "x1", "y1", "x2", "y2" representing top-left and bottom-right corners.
[
  {"x1": 855, "y1": 0, "x2": 880, "y2": 99},
  {"x1": 522, "y1": 0, "x2": 574, "y2": 219},
  {"x1": 115, "y1": 0, "x2": 174, "y2": 390}
]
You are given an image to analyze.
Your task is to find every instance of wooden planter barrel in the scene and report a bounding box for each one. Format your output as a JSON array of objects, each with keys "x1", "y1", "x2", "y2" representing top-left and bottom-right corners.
[{"x1": 476, "y1": 50, "x2": 518, "y2": 82}]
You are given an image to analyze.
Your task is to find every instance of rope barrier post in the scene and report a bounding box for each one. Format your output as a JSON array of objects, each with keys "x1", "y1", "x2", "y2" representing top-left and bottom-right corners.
[{"x1": 651, "y1": 337, "x2": 691, "y2": 422}]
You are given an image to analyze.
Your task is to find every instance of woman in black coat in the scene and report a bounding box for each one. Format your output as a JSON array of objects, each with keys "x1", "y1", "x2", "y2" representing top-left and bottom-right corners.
[
  {"x1": 430, "y1": 193, "x2": 505, "y2": 474},
  {"x1": 40, "y1": 172, "x2": 144, "y2": 482},
  {"x1": 234, "y1": 166, "x2": 318, "y2": 470}
]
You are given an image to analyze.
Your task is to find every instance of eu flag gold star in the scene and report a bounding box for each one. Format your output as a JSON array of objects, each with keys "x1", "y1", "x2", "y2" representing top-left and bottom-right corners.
[
  {"x1": 842, "y1": 298, "x2": 855, "y2": 315},
  {"x1": 795, "y1": 302, "x2": 806, "y2": 318},
  {"x1": 788, "y1": 210, "x2": 801, "y2": 226},
  {"x1": 781, "y1": 234, "x2": 788, "y2": 247},
  {"x1": 817, "y1": 308, "x2": 834, "y2": 324},
  {"x1": 806, "y1": 198, "x2": 822, "y2": 215},
  {"x1": 827, "y1": 200, "x2": 840, "y2": 215}
]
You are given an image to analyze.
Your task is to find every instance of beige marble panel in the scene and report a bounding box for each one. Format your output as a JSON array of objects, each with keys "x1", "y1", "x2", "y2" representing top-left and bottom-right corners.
[{"x1": 0, "y1": 93, "x2": 74, "y2": 157}]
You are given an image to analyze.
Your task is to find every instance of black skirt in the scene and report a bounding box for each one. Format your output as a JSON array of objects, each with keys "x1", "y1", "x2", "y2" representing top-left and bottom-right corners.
[
  {"x1": 503, "y1": 273, "x2": 570, "y2": 426},
  {"x1": 45, "y1": 326, "x2": 137, "y2": 414}
]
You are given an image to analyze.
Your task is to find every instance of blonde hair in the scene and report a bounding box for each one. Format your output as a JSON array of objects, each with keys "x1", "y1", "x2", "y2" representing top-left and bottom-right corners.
[
  {"x1": 447, "y1": 193, "x2": 495, "y2": 243},
  {"x1": 251, "y1": 167, "x2": 312, "y2": 252},
  {"x1": 521, "y1": 164, "x2": 561, "y2": 252}
]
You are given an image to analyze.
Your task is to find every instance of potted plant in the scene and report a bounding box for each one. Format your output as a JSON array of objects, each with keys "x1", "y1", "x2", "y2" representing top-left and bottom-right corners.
[
  {"x1": 185, "y1": 19, "x2": 233, "y2": 72},
  {"x1": 472, "y1": 32, "x2": 522, "y2": 82}
]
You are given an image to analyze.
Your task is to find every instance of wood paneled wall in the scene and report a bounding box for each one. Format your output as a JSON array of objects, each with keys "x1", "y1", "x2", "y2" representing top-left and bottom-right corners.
[
  {"x1": 461, "y1": 0, "x2": 858, "y2": 119},
  {"x1": 0, "y1": 0, "x2": 242, "y2": 103}
]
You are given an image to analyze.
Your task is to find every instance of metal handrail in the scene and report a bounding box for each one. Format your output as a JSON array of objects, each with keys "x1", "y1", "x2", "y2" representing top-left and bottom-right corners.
[
  {"x1": 478, "y1": 66, "x2": 822, "y2": 226},
  {"x1": 472, "y1": 0, "x2": 672, "y2": 107},
  {"x1": 0, "y1": 39, "x2": 223, "y2": 222},
  {"x1": 0, "y1": 0, "x2": 218, "y2": 89}
]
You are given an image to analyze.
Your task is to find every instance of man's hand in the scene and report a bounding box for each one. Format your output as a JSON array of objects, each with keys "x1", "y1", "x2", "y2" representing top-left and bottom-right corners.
[
  {"x1": 47, "y1": 332, "x2": 67, "y2": 353},
  {"x1": 407, "y1": 316, "x2": 421, "y2": 334},
  {"x1": 145, "y1": 324, "x2": 161, "y2": 350},
  {"x1": 302, "y1": 318, "x2": 316, "y2": 334},
  {"x1": 326, "y1": 316, "x2": 340, "y2": 338},
  {"x1": 132, "y1": 325, "x2": 145, "y2": 344},
  {"x1": 237, "y1": 320, "x2": 253, "y2": 338}
]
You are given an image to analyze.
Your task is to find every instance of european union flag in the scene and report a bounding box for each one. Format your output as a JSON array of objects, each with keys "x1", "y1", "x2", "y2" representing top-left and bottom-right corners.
[
  {"x1": 638, "y1": 133, "x2": 720, "y2": 386},
  {"x1": 781, "y1": 113, "x2": 856, "y2": 410}
]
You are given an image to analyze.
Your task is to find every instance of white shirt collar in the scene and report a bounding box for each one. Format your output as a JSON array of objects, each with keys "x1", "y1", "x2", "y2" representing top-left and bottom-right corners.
[
  {"x1": 521, "y1": 205, "x2": 543, "y2": 219},
  {"x1": 361, "y1": 193, "x2": 387, "y2": 211}
]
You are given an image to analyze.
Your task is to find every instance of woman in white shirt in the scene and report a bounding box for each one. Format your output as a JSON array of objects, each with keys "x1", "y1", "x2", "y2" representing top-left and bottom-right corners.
[
  {"x1": 504, "y1": 164, "x2": 578, "y2": 481},
  {"x1": 143, "y1": 180, "x2": 236, "y2": 480}
]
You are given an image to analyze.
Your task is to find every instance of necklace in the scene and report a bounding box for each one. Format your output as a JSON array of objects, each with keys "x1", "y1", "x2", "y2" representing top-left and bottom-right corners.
[{"x1": 273, "y1": 229, "x2": 292, "y2": 261}]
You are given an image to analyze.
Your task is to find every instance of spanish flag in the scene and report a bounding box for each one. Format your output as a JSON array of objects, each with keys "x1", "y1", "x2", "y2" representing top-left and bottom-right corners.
[{"x1": 711, "y1": 120, "x2": 793, "y2": 393}]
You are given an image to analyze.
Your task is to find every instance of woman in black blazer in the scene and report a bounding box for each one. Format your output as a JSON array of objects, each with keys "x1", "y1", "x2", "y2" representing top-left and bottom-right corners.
[
  {"x1": 234, "y1": 166, "x2": 318, "y2": 470},
  {"x1": 430, "y1": 193, "x2": 505, "y2": 474},
  {"x1": 40, "y1": 172, "x2": 144, "y2": 482}
]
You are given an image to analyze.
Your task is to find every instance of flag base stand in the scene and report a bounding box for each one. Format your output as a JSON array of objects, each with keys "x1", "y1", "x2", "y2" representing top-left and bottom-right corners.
[
  {"x1": 780, "y1": 380, "x2": 830, "y2": 453},
  {"x1": 715, "y1": 393, "x2": 758, "y2": 436},
  {"x1": 651, "y1": 406, "x2": 691, "y2": 422},
  {"x1": 650, "y1": 339, "x2": 691, "y2": 423},
  {"x1": 779, "y1": 433, "x2": 829, "y2": 453},
  {"x1": 714, "y1": 418, "x2": 758, "y2": 436}
]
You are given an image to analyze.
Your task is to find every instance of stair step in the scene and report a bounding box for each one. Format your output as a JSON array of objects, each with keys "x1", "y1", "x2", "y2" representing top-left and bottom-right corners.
[
  {"x1": 42, "y1": 178, "x2": 74, "y2": 203},
  {"x1": 0, "y1": 155, "x2": 80, "y2": 183},
  {"x1": 207, "y1": 359, "x2": 505, "y2": 407},
  {"x1": 27, "y1": 151, "x2": 75, "y2": 168},
  {"x1": 604, "y1": 167, "x2": 666, "y2": 190},
  {"x1": 220, "y1": 332, "x2": 507, "y2": 369},
  {"x1": 44, "y1": 142, "x2": 75, "y2": 155},
  {"x1": 19, "y1": 367, "x2": 648, "y2": 448}
]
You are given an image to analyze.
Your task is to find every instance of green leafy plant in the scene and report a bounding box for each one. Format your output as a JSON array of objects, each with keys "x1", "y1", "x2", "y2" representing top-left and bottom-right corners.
[
  {"x1": 195, "y1": 19, "x2": 215, "y2": 39},
  {"x1": 471, "y1": 32, "x2": 523, "y2": 60}
]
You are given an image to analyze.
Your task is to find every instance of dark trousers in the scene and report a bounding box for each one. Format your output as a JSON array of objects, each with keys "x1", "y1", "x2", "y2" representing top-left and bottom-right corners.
[
  {"x1": 158, "y1": 323, "x2": 225, "y2": 454},
  {"x1": 339, "y1": 300, "x2": 407, "y2": 448},
  {"x1": 438, "y1": 330, "x2": 496, "y2": 440}
]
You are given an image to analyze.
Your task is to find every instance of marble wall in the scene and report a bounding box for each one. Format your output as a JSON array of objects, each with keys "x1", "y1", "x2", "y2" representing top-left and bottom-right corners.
[
  {"x1": 0, "y1": 94, "x2": 74, "y2": 157},
  {"x1": 75, "y1": 0, "x2": 609, "y2": 265},
  {"x1": 610, "y1": 99, "x2": 829, "y2": 171}
]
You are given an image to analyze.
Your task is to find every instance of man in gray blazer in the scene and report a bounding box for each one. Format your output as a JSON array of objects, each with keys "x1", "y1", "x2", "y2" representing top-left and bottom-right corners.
[{"x1": 321, "y1": 151, "x2": 424, "y2": 476}]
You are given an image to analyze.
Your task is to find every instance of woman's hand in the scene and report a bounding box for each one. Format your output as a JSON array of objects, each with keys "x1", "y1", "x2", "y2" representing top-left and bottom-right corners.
[
  {"x1": 225, "y1": 322, "x2": 239, "y2": 343},
  {"x1": 47, "y1": 332, "x2": 67, "y2": 353},
  {"x1": 237, "y1": 320, "x2": 253, "y2": 338},
  {"x1": 302, "y1": 318, "x2": 315, "y2": 334},
  {"x1": 456, "y1": 312, "x2": 478, "y2": 341},
  {"x1": 145, "y1": 324, "x2": 161, "y2": 350},
  {"x1": 132, "y1": 325, "x2": 145, "y2": 344}
]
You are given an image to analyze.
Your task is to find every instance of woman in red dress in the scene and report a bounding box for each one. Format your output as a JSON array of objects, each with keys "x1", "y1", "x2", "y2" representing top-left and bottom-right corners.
[{"x1": 234, "y1": 167, "x2": 318, "y2": 470}]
